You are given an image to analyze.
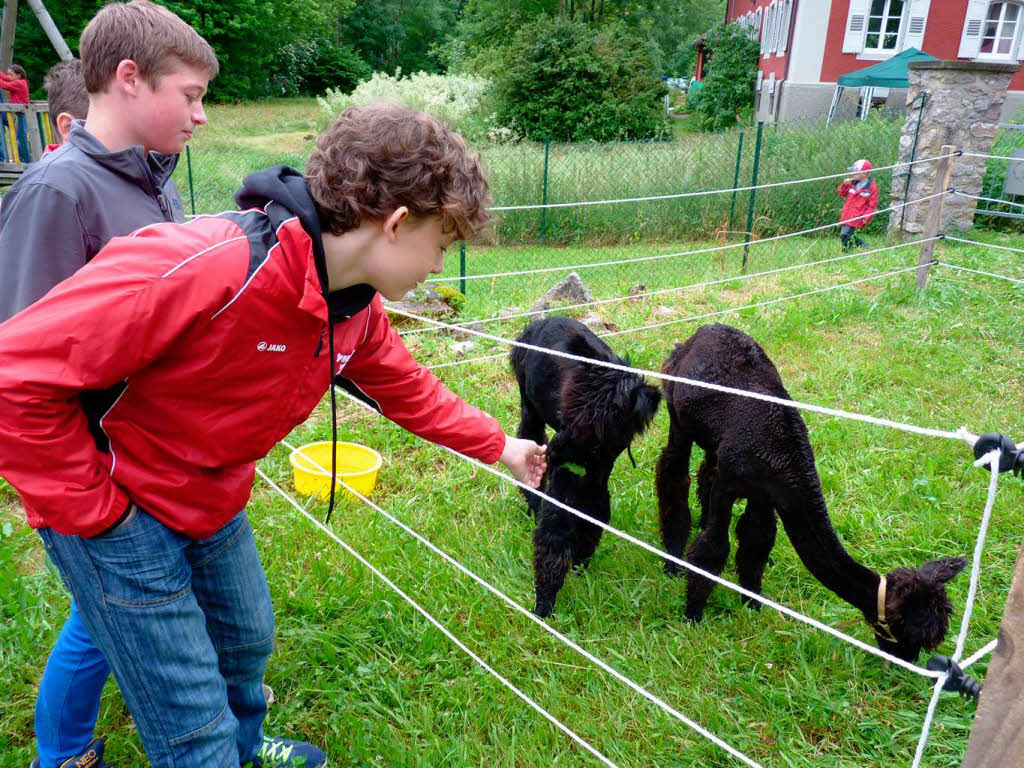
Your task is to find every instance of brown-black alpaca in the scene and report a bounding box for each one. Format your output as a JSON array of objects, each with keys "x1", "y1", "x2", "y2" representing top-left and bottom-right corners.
[
  {"x1": 655, "y1": 323, "x2": 966, "y2": 661},
  {"x1": 511, "y1": 316, "x2": 661, "y2": 617}
]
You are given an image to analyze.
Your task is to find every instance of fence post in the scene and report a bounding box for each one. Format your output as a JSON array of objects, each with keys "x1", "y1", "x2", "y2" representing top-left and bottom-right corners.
[
  {"x1": 459, "y1": 242, "x2": 466, "y2": 297},
  {"x1": 185, "y1": 144, "x2": 196, "y2": 217},
  {"x1": 960, "y1": 534, "x2": 1024, "y2": 768},
  {"x1": 728, "y1": 131, "x2": 745, "y2": 235},
  {"x1": 900, "y1": 91, "x2": 928, "y2": 231},
  {"x1": 742, "y1": 121, "x2": 764, "y2": 271},
  {"x1": 24, "y1": 104, "x2": 42, "y2": 160},
  {"x1": 540, "y1": 136, "x2": 551, "y2": 240},
  {"x1": 915, "y1": 144, "x2": 956, "y2": 290}
]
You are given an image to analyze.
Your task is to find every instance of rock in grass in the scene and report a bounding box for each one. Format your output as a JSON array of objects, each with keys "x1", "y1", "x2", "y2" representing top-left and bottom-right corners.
[
  {"x1": 530, "y1": 272, "x2": 595, "y2": 313},
  {"x1": 452, "y1": 341, "x2": 477, "y2": 357},
  {"x1": 580, "y1": 311, "x2": 619, "y2": 332}
]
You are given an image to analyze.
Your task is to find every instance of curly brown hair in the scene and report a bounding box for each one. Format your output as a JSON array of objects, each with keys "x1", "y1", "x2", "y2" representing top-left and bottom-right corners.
[{"x1": 305, "y1": 104, "x2": 491, "y2": 240}]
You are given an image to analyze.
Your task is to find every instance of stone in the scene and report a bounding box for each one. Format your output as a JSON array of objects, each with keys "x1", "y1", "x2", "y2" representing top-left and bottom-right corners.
[
  {"x1": 529, "y1": 272, "x2": 595, "y2": 313},
  {"x1": 499, "y1": 307, "x2": 522, "y2": 319},
  {"x1": 657, "y1": 305, "x2": 678, "y2": 316},
  {"x1": 452, "y1": 341, "x2": 476, "y2": 357},
  {"x1": 579, "y1": 312, "x2": 619, "y2": 332},
  {"x1": 627, "y1": 284, "x2": 648, "y2": 303}
]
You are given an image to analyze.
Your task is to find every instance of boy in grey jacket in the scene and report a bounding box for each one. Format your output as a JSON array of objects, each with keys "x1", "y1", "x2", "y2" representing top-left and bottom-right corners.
[{"x1": 0, "y1": 3, "x2": 219, "y2": 767}]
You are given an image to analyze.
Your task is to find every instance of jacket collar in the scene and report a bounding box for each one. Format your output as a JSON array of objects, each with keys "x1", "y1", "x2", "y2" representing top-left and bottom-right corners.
[{"x1": 67, "y1": 120, "x2": 180, "y2": 191}]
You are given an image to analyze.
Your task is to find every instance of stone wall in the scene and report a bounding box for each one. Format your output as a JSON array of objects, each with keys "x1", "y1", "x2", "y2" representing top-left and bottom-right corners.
[{"x1": 889, "y1": 61, "x2": 1019, "y2": 235}]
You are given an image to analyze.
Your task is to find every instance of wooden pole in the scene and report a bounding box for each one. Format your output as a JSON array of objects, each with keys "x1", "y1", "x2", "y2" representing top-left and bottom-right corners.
[
  {"x1": 961, "y1": 536, "x2": 1024, "y2": 768},
  {"x1": 915, "y1": 144, "x2": 956, "y2": 290},
  {"x1": 25, "y1": 0, "x2": 71, "y2": 61},
  {"x1": 25, "y1": 102, "x2": 41, "y2": 159},
  {"x1": 0, "y1": 0, "x2": 17, "y2": 72}
]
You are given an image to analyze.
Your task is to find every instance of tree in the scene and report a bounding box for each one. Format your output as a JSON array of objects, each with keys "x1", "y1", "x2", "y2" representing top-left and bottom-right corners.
[
  {"x1": 494, "y1": 17, "x2": 667, "y2": 142},
  {"x1": 687, "y1": 22, "x2": 759, "y2": 131}
]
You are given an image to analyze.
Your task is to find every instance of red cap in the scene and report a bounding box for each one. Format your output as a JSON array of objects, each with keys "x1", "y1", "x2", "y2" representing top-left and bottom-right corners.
[{"x1": 848, "y1": 158, "x2": 873, "y2": 172}]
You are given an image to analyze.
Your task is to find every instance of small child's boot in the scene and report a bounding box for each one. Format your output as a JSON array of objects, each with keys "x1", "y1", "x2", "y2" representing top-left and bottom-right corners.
[{"x1": 248, "y1": 735, "x2": 327, "y2": 767}]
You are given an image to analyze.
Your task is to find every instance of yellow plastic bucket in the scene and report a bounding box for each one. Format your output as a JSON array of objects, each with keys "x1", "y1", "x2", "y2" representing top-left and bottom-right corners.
[{"x1": 289, "y1": 441, "x2": 382, "y2": 502}]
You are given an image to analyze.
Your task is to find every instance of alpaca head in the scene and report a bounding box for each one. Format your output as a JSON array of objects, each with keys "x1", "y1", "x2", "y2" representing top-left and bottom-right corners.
[
  {"x1": 555, "y1": 335, "x2": 661, "y2": 468},
  {"x1": 872, "y1": 556, "x2": 967, "y2": 661}
]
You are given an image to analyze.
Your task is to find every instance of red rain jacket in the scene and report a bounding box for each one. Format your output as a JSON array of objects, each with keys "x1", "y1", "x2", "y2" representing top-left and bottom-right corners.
[
  {"x1": 0, "y1": 207, "x2": 506, "y2": 538},
  {"x1": 837, "y1": 179, "x2": 878, "y2": 229},
  {"x1": 0, "y1": 72, "x2": 29, "y2": 103}
]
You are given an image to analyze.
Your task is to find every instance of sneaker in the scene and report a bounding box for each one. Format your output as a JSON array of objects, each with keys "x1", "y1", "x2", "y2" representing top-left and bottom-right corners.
[
  {"x1": 249, "y1": 735, "x2": 327, "y2": 767},
  {"x1": 262, "y1": 682, "x2": 275, "y2": 705},
  {"x1": 30, "y1": 737, "x2": 112, "y2": 768}
]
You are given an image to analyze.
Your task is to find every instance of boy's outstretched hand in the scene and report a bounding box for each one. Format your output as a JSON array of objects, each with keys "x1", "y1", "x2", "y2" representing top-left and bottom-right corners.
[{"x1": 499, "y1": 435, "x2": 548, "y2": 488}]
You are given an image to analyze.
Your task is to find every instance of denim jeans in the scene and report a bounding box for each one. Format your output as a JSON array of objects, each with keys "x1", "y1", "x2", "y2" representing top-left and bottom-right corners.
[
  {"x1": 38, "y1": 506, "x2": 275, "y2": 768},
  {"x1": 35, "y1": 600, "x2": 110, "y2": 768}
]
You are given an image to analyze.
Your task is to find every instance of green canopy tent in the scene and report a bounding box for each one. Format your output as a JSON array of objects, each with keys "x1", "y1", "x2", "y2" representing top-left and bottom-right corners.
[{"x1": 826, "y1": 47, "x2": 937, "y2": 125}]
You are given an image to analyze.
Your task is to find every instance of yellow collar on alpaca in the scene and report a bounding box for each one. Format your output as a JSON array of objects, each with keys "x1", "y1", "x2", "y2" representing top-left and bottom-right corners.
[{"x1": 875, "y1": 576, "x2": 898, "y2": 643}]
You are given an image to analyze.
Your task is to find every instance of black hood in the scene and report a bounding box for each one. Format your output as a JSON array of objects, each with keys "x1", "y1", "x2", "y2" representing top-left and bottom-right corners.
[{"x1": 235, "y1": 165, "x2": 375, "y2": 319}]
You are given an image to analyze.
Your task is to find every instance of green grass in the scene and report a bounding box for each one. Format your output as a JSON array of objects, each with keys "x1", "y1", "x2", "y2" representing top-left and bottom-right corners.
[{"x1": 3, "y1": 232, "x2": 1023, "y2": 767}]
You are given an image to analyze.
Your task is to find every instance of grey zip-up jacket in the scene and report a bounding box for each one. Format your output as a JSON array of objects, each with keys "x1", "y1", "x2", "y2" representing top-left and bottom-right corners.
[{"x1": 0, "y1": 121, "x2": 186, "y2": 322}]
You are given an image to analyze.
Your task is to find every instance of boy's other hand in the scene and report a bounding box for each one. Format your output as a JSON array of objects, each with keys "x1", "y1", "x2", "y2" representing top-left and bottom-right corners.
[{"x1": 499, "y1": 436, "x2": 548, "y2": 488}]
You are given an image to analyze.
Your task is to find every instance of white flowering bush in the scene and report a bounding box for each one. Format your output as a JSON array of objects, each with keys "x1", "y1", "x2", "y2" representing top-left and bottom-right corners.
[{"x1": 318, "y1": 70, "x2": 518, "y2": 144}]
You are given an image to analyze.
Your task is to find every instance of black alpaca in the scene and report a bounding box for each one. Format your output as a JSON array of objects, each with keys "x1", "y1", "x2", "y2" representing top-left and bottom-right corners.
[
  {"x1": 655, "y1": 323, "x2": 966, "y2": 661},
  {"x1": 511, "y1": 316, "x2": 661, "y2": 617}
]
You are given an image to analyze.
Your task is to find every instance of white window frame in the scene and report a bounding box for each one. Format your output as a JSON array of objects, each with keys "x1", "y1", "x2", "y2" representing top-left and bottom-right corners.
[
  {"x1": 977, "y1": 1, "x2": 1024, "y2": 60},
  {"x1": 862, "y1": 0, "x2": 908, "y2": 54}
]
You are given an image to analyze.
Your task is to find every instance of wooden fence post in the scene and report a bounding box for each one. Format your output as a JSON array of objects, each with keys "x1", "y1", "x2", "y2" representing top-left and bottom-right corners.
[
  {"x1": 915, "y1": 144, "x2": 956, "y2": 290},
  {"x1": 961, "y1": 536, "x2": 1024, "y2": 767},
  {"x1": 0, "y1": 0, "x2": 17, "y2": 72}
]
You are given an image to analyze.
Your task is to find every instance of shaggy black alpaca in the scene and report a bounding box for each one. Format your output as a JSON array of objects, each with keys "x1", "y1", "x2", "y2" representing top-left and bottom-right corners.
[
  {"x1": 511, "y1": 316, "x2": 661, "y2": 617},
  {"x1": 655, "y1": 323, "x2": 966, "y2": 661}
]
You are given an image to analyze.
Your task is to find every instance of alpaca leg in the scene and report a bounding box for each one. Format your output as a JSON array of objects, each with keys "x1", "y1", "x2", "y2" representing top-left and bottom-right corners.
[
  {"x1": 571, "y1": 491, "x2": 610, "y2": 568},
  {"x1": 735, "y1": 493, "x2": 777, "y2": 609},
  {"x1": 683, "y1": 480, "x2": 735, "y2": 622},
  {"x1": 656, "y1": 423, "x2": 693, "y2": 576},
  {"x1": 695, "y1": 454, "x2": 716, "y2": 529},
  {"x1": 533, "y1": 511, "x2": 574, "y2": 617}
]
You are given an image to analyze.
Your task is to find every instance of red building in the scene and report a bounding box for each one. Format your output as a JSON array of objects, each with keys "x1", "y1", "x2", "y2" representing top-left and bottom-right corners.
[{"x1": 723, "y1": 0, "x2": 1024, "y2": 121}]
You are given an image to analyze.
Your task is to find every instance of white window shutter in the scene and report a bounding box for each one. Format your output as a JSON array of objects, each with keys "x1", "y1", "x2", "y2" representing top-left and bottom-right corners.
[
  {"x1": 902, "y1": 0, "x2": 931, "y2": 50},
  {"x1": 773, "y1": 2, "x2": 783, "y2": 53},
  {"x1": 843, "y1": 0, "x2": 871, "y2": 53},
  {"x1": 766, "y1": 2, "x2": 776, "y2": 55},
  {"x1": 756, "y1": 69, "x2": 763, "y2": 90},
  {"x1": 758, "y1": 7, "x2": 767, "y2": 54},
  {"x1": 779, "y1": 0, "x2": 793, "y2": 54},
  {"x1": 958, "y1": 0, "x2": 990, "y2": 59}
]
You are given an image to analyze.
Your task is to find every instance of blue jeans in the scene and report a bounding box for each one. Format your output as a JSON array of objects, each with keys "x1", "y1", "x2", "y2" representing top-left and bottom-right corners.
[
  {"x1": 35, "y1": 601, "x2": 110, "y2": 768},
  {"x1": 38, "y1": 506, "x2": 275, "y2": 768}
]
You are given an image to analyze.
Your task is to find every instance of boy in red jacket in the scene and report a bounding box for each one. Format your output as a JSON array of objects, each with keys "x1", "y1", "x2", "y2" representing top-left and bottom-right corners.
[
  {"x1": 0, "y1": 103, "x2": 546, "y2": 768},
  {"x1": 837, "y1": 158, "x2": 878, "y2": 251}
]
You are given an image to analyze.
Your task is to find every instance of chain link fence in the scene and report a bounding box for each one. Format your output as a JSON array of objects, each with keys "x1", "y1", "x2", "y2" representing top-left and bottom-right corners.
[
  {"x1": 176, "y1": 113, "x2": 915, "y2": 321},
  {"x1": 974, "y1": 122, "x2": 1024, "y2": 227}
]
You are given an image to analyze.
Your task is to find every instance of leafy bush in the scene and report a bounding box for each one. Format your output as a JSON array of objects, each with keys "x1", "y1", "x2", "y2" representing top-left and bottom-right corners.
[
  {"x1": 493, "y1": 18, "x2": 668, "y2": 142},
  {"x1": 687, "y1": 23, "x2": 760, "y2": 131},
  {"x1": 318, "y1": 70, "x2": 498, "y2": 143}
]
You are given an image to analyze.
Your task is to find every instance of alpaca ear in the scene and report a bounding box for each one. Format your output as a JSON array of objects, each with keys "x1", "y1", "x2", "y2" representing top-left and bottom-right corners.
[
  {"x1": 920, "y1": 556, "x2": 968, "y2": 584},
  {"x1": 631, "y1": 383, "x2": 662, "y2": 432},
  {"x1": 565, "y1": 332, "x2": 599, "y2": 362}
]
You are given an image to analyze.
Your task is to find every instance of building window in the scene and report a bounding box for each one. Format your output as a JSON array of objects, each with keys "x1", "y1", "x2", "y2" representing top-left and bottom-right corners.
[
  {"x1": 980, "y1": 2, "x2": 1020, "y2": 57},
  {"x1": 864, "y1": 0, "x2": 905, "y2": 52}
]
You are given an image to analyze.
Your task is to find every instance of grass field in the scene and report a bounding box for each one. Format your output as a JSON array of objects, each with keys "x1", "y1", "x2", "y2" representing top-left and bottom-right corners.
[{"x1": 2, "y1": 227, "x2": 1023, "y2": 768}]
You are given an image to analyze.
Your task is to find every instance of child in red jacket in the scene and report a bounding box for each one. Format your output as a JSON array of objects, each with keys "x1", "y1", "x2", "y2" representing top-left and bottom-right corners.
[{"x1": 837, "y1": 158, "x2": 878, "y2": 251}]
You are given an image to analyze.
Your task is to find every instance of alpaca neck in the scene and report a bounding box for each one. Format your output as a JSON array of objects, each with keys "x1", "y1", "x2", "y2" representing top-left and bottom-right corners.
[{"x1": 774, "y1": 483, "x2": 881, "y2": 616}]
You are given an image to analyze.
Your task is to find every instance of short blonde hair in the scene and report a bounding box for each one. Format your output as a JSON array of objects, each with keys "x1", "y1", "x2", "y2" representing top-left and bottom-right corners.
[
  {"x1": 79, "y1": 0, "x2": 219, "y2": 93},
  {"x1": 305, "y1": 104, "x2": 491, "y2": 240}
]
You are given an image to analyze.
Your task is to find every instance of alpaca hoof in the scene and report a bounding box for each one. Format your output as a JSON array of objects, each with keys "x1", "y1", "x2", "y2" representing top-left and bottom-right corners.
[
  {"x1": 741, "y1": 595, "x2": 762, "y2": 611},
  {"x1": 664, "y1": 561, "x2": 684, "y2": 578},
  {"x1": 533, "y1": 602, "x2": 554, "y2": 618},
  {"x1": 683, "y1": 608, "x2": 705, "y2": 623}
]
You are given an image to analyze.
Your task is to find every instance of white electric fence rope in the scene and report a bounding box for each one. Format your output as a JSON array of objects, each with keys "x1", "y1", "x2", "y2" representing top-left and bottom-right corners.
[
  {"x1": 428, "y1": 191, "x2": 951, "y2": 283},
  {"x1": 399, "y1": 239, "x2": 933, "y2": 337},
  {"x1": 944, "y1": 235, "x2": 1024, "y2": 255},
  {"x1": 911, "y1": 450, "x2": 1003, "y2": 768},
  {"x1": 962, "y1": 638, "x2": 998, "y2": 670},
  {"x1": 951, "y1": 191, "x2": 1024, "y2": 211},
  {"x1": 387, "y1": 304, "x2": 978, "y2": 445},
  {"x1": 934, "y1": 262, "x2": 1024, "y2": 286},
  {"x1": 486, "y1": 152, "x2": 958, "y2": 212},
  {"x1": 429, "y1": 264, "x2": 926, "y2": 370},
  {"x1": 332, "y1": 385, "x2": 946, "y2": 678},
  {"x1": 254, "y1": 466, "x2": 621, "y2": 768},
  {"x1": 276, "y1": 439, "x2": 765, "y2": 768},
  {"x1": 962, "y1": 151, "x2": 1024, "y2": 162}
]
